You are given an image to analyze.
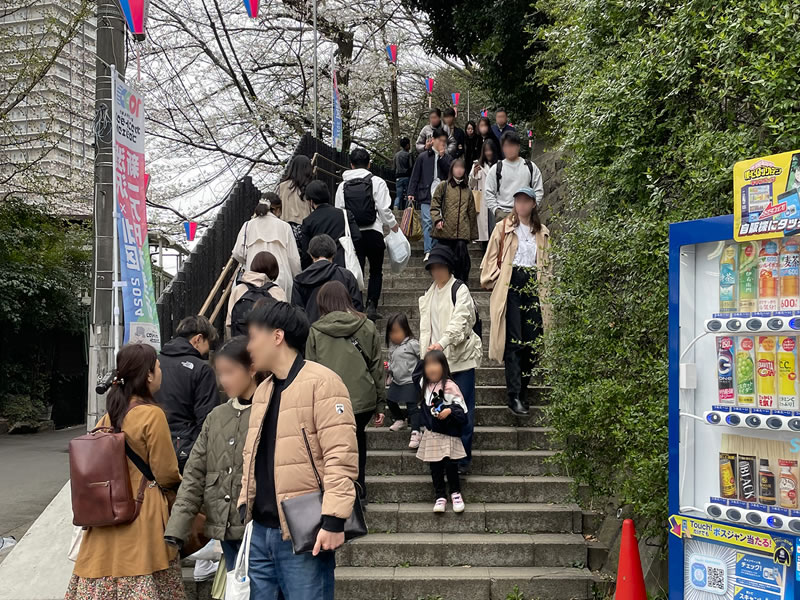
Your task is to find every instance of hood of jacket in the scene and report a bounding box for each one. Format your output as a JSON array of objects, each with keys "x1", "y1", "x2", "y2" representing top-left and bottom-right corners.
[
  {"x1": 241, "y1": 271, "x2": 269, "y2": 287},
  {"x1": 294, "y1": 259, "x2": 338, "y2": 287},
  {"x1": 342, "y1": 168, "x2": 372, "y2": 182},
  {"x1": 311, "y1": 310, "x2": 368, "y2": 338},
  {"x1": 160, "y1": 336, "x2": 202, "y2": 359}
]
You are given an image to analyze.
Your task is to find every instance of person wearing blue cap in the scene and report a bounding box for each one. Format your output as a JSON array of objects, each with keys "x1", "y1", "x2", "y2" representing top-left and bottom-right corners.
[{"x1": 479, "y1": 187, "x2": 551, "y2": 416}]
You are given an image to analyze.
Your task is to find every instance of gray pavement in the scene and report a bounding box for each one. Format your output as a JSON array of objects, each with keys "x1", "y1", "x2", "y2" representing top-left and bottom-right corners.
[{"x1": 0, "y1": 427, "x2": 80, "y2": 541}]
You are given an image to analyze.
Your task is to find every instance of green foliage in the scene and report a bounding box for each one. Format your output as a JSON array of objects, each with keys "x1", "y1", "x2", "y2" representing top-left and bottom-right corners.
[
  {"x1": 504, "y1": 586, "x2": 527, "y2": 600},
  {"x1": 536, "y1": 0, "x2": 800, "y2": 539},
  {"x1": 402, "y1": 0, "x2": 550, "y2": 121},
  {"x1": 0, "y1": 199, "x2": 90, "y2": 417}
]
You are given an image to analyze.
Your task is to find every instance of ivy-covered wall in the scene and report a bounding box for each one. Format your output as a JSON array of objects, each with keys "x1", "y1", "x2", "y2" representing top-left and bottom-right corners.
[{"x1": 536, "y1": 0, "x2": 800, "y2": 538}]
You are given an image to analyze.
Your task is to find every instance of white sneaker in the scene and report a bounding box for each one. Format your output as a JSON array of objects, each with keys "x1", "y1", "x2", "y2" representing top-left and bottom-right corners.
[
  {"x1": 193, "y1": 558, "x2": 219, "y2": 582},
  {"x1": 433, "y1": 498, "x2": 447, "y2": 513},
  {"x1": 408, "y1": 430, "x2": 422, "y2": 449},
  {"x1": 424, "y1": 252, "x2": 430, "y2": 261},
  {"x1": 451, "y1": 492, "x2": 465, "y2": 513},
  {"x1": 389, "y1": 419, "x2": 407, "y2": 432}
]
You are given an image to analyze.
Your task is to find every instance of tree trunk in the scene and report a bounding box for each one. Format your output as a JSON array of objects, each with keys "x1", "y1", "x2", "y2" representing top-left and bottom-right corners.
[{"x1": 335, "y1": 32, "x2": 355, "y2": 152}]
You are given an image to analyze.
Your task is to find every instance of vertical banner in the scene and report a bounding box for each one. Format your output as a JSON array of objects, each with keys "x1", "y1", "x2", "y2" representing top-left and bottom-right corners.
[
  {"x1": 331, "y1": 54, "x2": 343, "y2": 152},
  {"x1": 112, "y1": 72, "x2": 161, "y2": 349}
]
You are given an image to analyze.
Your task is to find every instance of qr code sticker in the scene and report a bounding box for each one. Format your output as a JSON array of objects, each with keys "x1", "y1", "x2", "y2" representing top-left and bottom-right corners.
[{"x1": 707, "y1": 566, "x2": 725, "y2": 591}]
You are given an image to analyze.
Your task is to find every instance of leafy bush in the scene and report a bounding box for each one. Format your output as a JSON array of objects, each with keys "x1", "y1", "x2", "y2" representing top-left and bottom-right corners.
[
  {"x1": 0, "y1": 200, "x2": 90, "y2": 420},
  {"x1": 536, "y1": 0, "x2": 800, "y2": 538}
]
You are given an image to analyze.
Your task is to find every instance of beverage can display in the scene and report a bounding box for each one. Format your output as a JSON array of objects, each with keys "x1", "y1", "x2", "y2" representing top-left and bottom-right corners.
[
  {"x1": 759, "y1": 240, "x2": 780, "y2": 311},
  {"x1": 756, "y1": 336, "x2": 777, "y2": 408},
  {"x1": 780, "y1": 237, "x2": 800, "y2": 310},
  {"x1": 717, "y1": 336, "x2": 735, "y2": 404},
  {"x1": 759, "y1": 458, "x2": 776, "y2": 505},
  {"x1": 735, "y1": 336, "x2": 756, "y2": 406},
  {"x1": 778, "y1": 336, "x2": 799, "y2": 409},
  {"x1": 719, "y1": 243, "x2": 737, "y2": 311},
  {"x1": 720, "y1": 453, "x2": 737, "y2": 499},
  {"x1": 779, "y1": 458, "x2": 799, "y2": 509},
  {"x1": 738, "y1": 455, "x2": 757, "y2": 502},
  {"x1": 738, "y1": 241, "x2": 759, "y2": 311}
]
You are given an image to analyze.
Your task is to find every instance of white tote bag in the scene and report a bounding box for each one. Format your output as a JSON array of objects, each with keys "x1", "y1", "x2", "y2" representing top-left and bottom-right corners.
[
  {"x1": 226, "y1": 521, "x2": 253, "y2": 600},
  {"x1": 385, "y1": 229, "x2": 411, "y2": 274},
  {"x1": 339, "y1": 211, "x2": 365, "y2": 290}
]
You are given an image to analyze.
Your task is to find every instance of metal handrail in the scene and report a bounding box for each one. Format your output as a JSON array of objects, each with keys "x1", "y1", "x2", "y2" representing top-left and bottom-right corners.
[{"x1": 200, "y1": 258, "x2": 236, "y2": 316}]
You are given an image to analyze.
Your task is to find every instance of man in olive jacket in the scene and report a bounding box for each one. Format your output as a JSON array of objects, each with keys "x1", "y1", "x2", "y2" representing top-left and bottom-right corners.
[{"x1": 239, "y1": 301, "x2": 358, "y2": 600}]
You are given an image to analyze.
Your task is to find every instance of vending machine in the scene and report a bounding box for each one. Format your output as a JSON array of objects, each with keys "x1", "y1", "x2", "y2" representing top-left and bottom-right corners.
[{"x1": 669, "y1": 150, "x2": 800, "y2": 600}]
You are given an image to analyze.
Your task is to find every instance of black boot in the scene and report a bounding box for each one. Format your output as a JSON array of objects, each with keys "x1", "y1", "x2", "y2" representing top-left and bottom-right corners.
[
  {"x1": 520, "y1": 387, "x2": 530, "y2": 411},
  {"x1": 366, "y1": 301, "x2": 382, "y2": 321},
  {"x1": 507, "y1": 396, "x2": 529, "y2": 416}
]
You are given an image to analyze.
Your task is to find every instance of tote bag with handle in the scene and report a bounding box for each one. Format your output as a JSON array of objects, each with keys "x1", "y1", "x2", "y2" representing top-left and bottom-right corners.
[
  {"x1": 226, "y1": 520, "x2": 253, "y2": 600},
  {"x1": 400, "y1": 201, "x2": 422, "y2": 242},
  {"x1": 339, "y1": 210, "x2": 365, "y2": 290}
]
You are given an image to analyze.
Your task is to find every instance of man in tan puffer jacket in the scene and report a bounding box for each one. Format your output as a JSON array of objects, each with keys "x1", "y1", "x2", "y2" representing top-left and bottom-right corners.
[{"x1": 238, "y1": 301, "x2": 358, "y2": 600}]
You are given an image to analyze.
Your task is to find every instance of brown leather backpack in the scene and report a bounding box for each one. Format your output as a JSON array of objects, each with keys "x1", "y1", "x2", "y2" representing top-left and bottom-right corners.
[{"x1": 69, "y1": 427, "x2": 147, "y2": 527}]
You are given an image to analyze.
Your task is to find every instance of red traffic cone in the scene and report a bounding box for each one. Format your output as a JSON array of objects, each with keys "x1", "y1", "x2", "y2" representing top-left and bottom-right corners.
[{"x1": 615, "y1": 519, "x2": 646, "y2": 600}]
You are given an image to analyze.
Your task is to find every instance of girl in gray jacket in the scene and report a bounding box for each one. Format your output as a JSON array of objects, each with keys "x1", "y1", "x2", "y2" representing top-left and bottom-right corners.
[{"x1": 386, "y1": 313, "x2": 423, "y2": 448}]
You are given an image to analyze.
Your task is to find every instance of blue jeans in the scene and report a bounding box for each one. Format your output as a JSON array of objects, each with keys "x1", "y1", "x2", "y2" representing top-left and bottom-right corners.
[
  {"x1": 249, "y1": 522, "x2": 336, "y2": 600},
  {"x1": 451, "y1": 368, "x2": 476, "y2": 467},
  {"x1": 421, "y1": 202, "x2": 437, "y2": 254},
  {"x1": 395, "y1": 177, "x2": 409, "y2": 209},
  {"x1": 221, "y1": 540, "x2": 241, "y2": 572}
]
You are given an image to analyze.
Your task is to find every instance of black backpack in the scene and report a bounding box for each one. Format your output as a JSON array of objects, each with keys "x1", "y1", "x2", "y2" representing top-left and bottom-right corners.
[
  {"x1": 231, "y1": 282, "x2": 278, "y2": 336},
  {"x1": 451, "y1": 279, "x2": 483, "y2": 339},
  {"x1": 343, "y1": 175, "x2": 377, "y2": 226},
  {"x1": 496, "y1": 159, "x2": 534, "y2": 189}
]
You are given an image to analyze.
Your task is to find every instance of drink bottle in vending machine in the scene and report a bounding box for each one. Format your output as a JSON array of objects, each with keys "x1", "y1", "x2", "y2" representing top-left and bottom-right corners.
[{"x1": 780, "y1": 238, "x2": 800, "y2": 310}]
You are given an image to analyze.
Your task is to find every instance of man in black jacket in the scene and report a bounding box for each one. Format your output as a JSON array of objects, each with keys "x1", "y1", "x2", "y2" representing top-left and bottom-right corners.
[
  {"x1": 299, "y1": 181, "x2": 361, "y2": 269},
  {"x1": 155, "y1": 315, "x2": 220, "y2": 472},
  {"x1": 407, "y1": 127, "x2": 453, "y2": 260},
  {"x1": 291, "y1": 234, "x2": 363, "y2": 323},
  {"x1": 443, "y1": 108, "x2": 465, "y2": 159}
]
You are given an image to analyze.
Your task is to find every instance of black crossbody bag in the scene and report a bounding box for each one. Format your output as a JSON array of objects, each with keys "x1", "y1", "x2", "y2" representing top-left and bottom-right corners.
[{"x1": 280, "y1": 428, "x2": 368, "y2": 554}]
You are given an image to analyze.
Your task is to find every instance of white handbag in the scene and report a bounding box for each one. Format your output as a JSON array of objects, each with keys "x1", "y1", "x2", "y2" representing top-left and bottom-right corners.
[
  {"x1": 339, "y1": 211, "x2": 365, "y2": 290},
  {"x1": 225, "y1": 521, "x2": 253, "y2": 600}
]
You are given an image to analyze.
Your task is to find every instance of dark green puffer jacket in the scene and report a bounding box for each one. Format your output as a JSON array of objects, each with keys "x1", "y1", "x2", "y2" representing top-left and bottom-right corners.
[
  {"x1": 305, "y1": 311, "x2": 385, "y2": 415},
  {"x1": 165, "y1": 399, "x2": 251, "y2": 542}
]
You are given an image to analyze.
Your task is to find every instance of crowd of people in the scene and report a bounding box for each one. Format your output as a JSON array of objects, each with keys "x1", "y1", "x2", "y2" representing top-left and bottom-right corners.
[{"x1": 66, "y1": 107, "x2": 551, "y2": 600}]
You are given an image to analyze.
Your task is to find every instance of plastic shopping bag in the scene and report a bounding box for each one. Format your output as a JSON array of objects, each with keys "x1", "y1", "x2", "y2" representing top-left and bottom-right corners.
[
  {"x1": 386, "y1": 229, "x2": 411, "y2": 274},
  {"x1": 226, "y1": 521, "x2": 253, "y2": 600}
]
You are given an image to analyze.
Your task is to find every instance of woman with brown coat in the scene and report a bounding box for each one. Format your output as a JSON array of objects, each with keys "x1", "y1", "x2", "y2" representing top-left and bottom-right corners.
[
  {"x1": 480, "y1": 187, "x2": 551, "y2": 417},
  {"x1": 66, "y1": 343, "x2": 183, "y2": 600},
  {"x1": 430, "y1": 158, "x2": 478, "y2": 283}
]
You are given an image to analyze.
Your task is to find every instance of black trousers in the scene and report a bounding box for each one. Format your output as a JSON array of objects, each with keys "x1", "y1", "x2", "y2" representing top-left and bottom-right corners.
[
  {"x1": 387, "y1": 382, "x2": 421, "y2": 431},
  {"x1": 504, "y1": 266, "x2": 543, "y2": 399},
  {"x1": 437, "y1": 238, "x2": 471, "y2": 283},
  {"x1": 355, "y1": 229, "x2": 385, "y2": 307},
  {"x1": 430, "y1": 457, "x2": 461, "y2": 498},
  {"x1": 355, "y1": 411, "x2": 373, "y2": 498}
]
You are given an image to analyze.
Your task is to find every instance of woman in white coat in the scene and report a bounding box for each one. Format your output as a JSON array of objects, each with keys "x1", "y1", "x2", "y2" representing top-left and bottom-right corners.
[
  {"x1": 469, "y1": 139, "x2": 499, "y2": 247},
  {"x1": 232, "y1": 195, "x2": 301, "y2": 298}
]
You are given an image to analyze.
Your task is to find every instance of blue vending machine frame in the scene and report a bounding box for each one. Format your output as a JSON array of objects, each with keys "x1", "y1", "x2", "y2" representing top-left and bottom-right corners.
[{"x1": 669, "y1": 214, "x2": 800, "y2": 600}]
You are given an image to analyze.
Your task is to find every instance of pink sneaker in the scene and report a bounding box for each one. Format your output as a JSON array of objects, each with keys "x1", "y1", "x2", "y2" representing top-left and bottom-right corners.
[
  {"x1": 433, "y1": 498, "x2": 447, "y2": 513},
  {"x1": 408, "y1": 431, "x2": 422, "y2": 449},
  {"x1": 451, "y1": 492, "x2": 465, "y2": 513}
]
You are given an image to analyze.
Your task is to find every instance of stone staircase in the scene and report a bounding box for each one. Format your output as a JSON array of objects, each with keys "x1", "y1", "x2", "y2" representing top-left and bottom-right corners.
[{"x1": 333, "y1": 241, "x2": 597, "y2": 600}]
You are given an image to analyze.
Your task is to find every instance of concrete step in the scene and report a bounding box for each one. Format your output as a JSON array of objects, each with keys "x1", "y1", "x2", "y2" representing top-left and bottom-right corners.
[
  {"x1": 368, "y1": 449, "x2": 560, "y2": 476},
  {"x1": 334, "y1": 566, "x2": 595, "y2": 600},
  {"x1": 377, "y1": 302, "x2": 491, "y2": 321},
  {"x1": 380, "y1": 289, "x2": 490, "y2": 307},
  {"x1": 336, "y1": 532, "x2": 586, "y2": 568},
  {"x1": 366, "y1": 502, "x2": 582, "y2": 534},
  {"x1": 366, "y1": 426, "x2": 555, "y2": 451},
  {"x1": 364, "y1": 475, "x2": 573, "y2": 504}
]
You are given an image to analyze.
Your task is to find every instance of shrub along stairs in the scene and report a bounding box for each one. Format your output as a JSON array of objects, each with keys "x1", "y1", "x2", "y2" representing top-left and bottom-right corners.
[{"x1": 333, "y1": 241, "x2": 596, "y2": 600}]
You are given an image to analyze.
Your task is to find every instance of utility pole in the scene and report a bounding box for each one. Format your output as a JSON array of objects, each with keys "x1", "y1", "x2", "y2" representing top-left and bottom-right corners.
[
  {"x1": 390, "y1": 65, "x2": 400, "y2": 143},
  {"x1": 312, "y1": 0, "x2": 318, "y2": 139},
  {"x1": 87, "y1": 0, "x2": 125, "y2": 430}
]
